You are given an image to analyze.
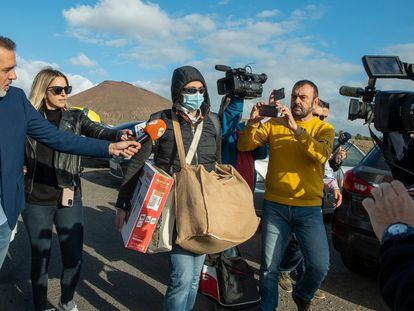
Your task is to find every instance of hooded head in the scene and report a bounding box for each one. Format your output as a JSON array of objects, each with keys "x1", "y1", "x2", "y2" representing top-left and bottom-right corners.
[{"x1": 171, "y1": 66, "x2": 210, "y2": 115}]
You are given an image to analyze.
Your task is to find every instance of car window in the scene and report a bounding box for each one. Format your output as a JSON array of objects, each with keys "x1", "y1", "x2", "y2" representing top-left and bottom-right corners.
[
  {"x1": 361, "y1": 146, "x2": 390, "y2": 170},
  {"x1": 333, "y1": 138, "x2": 364, "y2": 167},
  {"x1": 342, "y1": 143, "x2": 364, "y2": 167}
]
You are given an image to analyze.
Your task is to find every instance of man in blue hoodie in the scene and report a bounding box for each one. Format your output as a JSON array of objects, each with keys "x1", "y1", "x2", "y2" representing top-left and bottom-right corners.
[{"x1": 219, "y1": 95, "x2": 268, "y2": 190}]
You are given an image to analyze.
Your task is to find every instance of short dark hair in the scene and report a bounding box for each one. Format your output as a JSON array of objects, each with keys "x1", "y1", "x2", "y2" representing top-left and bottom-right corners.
[
  {"x1": 319, "y1": 99, "x2": 330, "y2": 109},
  {"x1": 293, "y1": 80, "x2": 318, "y2": 98},
  {"x1": 0, "y1": 36, "x2": 16, "y2": 51}
]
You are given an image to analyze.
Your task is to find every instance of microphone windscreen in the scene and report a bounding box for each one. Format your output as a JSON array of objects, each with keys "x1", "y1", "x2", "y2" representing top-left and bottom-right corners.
[{"x1": 144, "y1": 119, "x2": 167, "y2": 141}]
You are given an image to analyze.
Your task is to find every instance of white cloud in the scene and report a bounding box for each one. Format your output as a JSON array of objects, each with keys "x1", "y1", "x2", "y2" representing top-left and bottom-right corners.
[
  {"x1": 256, "y1": 9, "x2": 282, "y2": 19},
  {"x1": 70, "y1": 52, "x2": 98, "y2": 67},
  {"x1": 132, "y1": 79, "x2": 170, "y2": 99},
  {"x1": 105, "y1": 38, "x2": 128, "y2": 47},
  {"x1": 63, "y1": 0, "x2": 171, "y2": 40},
  {"x1": 14, "y1": 56, "x2": 59, "y2": 95},
  {"x1": 382, "y1": 43, "x2": 414, "y2": 64},
  {"x1": 13, "y1": 56, "x2": 93, "y2": 96},
  {"x1": 62, "y1": 0, "x2": 215, "y2": 63},
  {"x1": 218, "y1": 0, "x2": 230, "y2": 5},
  {"x1": 67, "y1": 74, "x2": 94, "y2": 94}
]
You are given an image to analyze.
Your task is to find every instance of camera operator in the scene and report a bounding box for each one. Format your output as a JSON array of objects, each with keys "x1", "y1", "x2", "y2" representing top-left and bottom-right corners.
[
  {"x1": 219, "y1": 95, "x2": 268, "y2": 190},
  {"x1": 238, "y1": 80, "x2": 334, "y2": 311},
  {"x1": 362, "y1": 180, "x2": 414, "y2": 311}
]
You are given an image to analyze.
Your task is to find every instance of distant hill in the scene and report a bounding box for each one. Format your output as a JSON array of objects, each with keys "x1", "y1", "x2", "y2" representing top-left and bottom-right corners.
[{"x1": 69, "y1": 80, "x2": 171, "y2": 124}]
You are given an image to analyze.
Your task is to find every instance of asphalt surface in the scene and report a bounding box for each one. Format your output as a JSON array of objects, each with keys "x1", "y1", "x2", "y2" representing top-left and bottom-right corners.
[{"x1": 0, "y1": 164, "x2": 389, "y2": 311}]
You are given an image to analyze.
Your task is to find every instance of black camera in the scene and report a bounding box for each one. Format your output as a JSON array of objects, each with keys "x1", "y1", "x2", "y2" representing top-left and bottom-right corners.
[
  {"x1": 340, "y1": 55, "x2": 414, "y2": 186},
  {"x1": 340, "y1": 55, "x2": 414, "y2": 132},
  {"x1": 215, "y1": 65, "x2": 267, "y2": 99}
]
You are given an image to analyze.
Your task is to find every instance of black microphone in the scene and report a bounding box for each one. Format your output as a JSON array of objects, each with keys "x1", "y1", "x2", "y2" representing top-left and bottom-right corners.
[
  {"x1": 339, "y1": 86, "x2": 365, "y2": 97},
  {"x1": 332, "y1": 132, "x2": 352, "y2": 154},
  {"x1": 215, "y1": 65, "x2": 231, "y2": 72}
]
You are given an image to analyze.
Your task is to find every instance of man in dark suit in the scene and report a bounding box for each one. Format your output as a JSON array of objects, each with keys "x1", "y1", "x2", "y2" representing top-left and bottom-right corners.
[{"x1": 0, "y1": 36, "x2": 140, "y2": 268}]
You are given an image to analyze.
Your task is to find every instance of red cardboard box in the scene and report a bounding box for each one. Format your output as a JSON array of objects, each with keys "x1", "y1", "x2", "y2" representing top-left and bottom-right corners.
[{"x1": 121, "y1": 161, "x2": 174, "y2": 253}]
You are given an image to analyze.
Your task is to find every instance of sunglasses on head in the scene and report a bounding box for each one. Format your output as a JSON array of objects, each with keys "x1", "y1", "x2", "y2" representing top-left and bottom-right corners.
[
  {"x1": 313, "y1": 113, "x2": 327, "y2": 121},
  {"x1": 181, "y1": 87, "x2": 206, "y2": 95},
  {"x1": 47, "y1": 86, "x2": 72, "y2": 95}
]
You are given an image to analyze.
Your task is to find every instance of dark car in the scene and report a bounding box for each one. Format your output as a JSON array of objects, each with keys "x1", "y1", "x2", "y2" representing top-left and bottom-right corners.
[{"x1": 331, "y1": 146, "x2": 393, "y2": 275}]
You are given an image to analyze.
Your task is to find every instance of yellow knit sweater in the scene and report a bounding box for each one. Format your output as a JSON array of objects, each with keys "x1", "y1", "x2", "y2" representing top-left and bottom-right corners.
[{"x1": 238, "y1": 117, "x2": 334, "y2": 206}]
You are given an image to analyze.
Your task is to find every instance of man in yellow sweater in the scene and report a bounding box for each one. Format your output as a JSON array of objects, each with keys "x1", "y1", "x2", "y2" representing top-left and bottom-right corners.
[{"x1": 238, "y1": 80, "x2": 334, "y2": 311}]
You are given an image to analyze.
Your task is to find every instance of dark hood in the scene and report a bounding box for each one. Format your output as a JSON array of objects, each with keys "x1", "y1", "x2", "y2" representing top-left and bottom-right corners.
[{"x1": 171, "y1": 65, "x2": 211, "y2": 115}]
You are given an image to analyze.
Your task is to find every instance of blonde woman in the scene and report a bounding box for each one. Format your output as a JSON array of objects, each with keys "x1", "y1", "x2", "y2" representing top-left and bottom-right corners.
[{"x1": 22, "y1": 68, "x2": 131, "y2": 311}]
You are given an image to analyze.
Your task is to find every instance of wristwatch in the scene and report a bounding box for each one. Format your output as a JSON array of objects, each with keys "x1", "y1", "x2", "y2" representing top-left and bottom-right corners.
[
  {"x1": 294, "y1": 126, "x2": 305, "y2": 138},
  {"x1": 381, "y1": 222, "x2": 414, "y2": 244}
]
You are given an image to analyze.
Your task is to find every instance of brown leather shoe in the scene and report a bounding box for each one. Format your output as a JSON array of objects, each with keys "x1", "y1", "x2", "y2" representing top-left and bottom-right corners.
[
  {"x1": 279, "y1": 272, "x2": 293, "y2": 293},
  {"x1": 314, "y1": 289, "x2": 326, "y2": 300}
]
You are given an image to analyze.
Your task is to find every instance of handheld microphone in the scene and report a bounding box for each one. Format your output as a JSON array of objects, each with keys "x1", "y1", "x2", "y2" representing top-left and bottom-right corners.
[
  {"x1": 332, "y1": 132, "x2": 352, "y2": 154},
  {"x1": 339, "y1": 86, "x2": 365, "y2": 97},
  {"x1": 136, "y1": 119, "x2": 167, "y2": 144}
]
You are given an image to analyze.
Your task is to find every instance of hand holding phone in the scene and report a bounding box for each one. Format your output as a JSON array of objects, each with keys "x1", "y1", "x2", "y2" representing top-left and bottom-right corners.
[
  {"x1": 272, "y1": 88, "x2": 285, "y2": 101},
  {"x1": 259, "y1": 105, "x2": 283, "y2": 118}
]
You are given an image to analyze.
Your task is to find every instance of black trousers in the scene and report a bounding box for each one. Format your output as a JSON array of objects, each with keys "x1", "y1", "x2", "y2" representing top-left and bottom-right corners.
[{"x1": 22, "y1": 191, "x2": 83, "y2": 311}]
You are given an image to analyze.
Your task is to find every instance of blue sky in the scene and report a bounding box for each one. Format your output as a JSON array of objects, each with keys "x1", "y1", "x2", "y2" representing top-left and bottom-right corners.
[{"x1": 2, "y1": 0, "x2": 414, "y2": 134}]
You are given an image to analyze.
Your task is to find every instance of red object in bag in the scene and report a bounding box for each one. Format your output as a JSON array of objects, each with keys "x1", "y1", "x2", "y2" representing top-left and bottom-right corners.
[{"x1": 199, "y1": 264, "x2": 220, "y2": 301}]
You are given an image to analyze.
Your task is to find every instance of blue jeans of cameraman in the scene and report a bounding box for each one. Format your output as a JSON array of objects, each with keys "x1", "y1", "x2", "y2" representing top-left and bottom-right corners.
[
  {"x1": 259, "y1": 200, "x2": 329, "y2": 311},
  {"x1": 164, "y1": 241, "x2": 205, "y2": 311}
]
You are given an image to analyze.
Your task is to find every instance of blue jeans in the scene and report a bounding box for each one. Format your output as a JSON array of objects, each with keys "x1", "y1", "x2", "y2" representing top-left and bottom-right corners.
[
  {"x1": 259, "y1": 200, "x2": 329, "y2": 311},
  {"x1": 0, "y1": 220, "x2": 12, "y2": 269},
  {"x1": 164, "y1": 243, "x2": 206, "y2": 311},
  {"x1": 21, "y1": 191, "x2": 83, "y2": 311},
  {"x1": 279, "y1": 235, "x2": 304, "y2": 276}
]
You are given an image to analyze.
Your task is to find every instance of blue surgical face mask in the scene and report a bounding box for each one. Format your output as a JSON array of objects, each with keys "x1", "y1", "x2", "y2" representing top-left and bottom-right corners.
[{"x1": 182, "y1": 93, "x2": 204, "y2": 111}]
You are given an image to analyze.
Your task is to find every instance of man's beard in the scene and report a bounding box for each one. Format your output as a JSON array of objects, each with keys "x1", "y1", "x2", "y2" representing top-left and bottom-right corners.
[
  {"x1": 291, "y1": 104, "x2": 312, "y2": 119},
  {"x1": 0, "y1": 89, "x2": 7, "y2": 98}
]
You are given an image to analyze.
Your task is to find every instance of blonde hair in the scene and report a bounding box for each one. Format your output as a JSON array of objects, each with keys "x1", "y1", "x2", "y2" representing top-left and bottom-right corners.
[{"x1": 29, "y1": 68, "x2": 70, "y2": 111}]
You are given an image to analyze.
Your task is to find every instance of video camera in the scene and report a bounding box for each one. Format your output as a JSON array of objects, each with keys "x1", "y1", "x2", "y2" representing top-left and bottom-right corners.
[
  {"x1": 340, "y1": 55, "x2": 414, "y2": 185},
  {"x1": 215, "y1": 65, "x2": 267, "y2": 99},
  {"x1": 339, "y1": 56, "x2": 414, "y2": 132}
]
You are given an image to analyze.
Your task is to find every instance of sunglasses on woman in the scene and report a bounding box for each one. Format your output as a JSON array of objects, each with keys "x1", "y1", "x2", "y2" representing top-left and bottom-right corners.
[
  {"x1": 181, "y1": 87, "x2": 206, "y2": 95},
  {"x1": 47, "y1": 86, "x2": 73, "y2": 95},
  {"x1": 312, "y1": 113, "x2": 327, "y2": 121}
]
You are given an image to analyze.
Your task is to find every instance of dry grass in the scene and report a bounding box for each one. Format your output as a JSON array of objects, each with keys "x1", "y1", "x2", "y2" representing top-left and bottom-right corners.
[{"x1": 353, "y1": 139, "x2": 374, "y2": 154}]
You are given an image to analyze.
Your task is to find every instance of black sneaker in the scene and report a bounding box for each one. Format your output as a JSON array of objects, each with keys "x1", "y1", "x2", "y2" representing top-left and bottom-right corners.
[{"x1": 292, "y1": 292, "x2": 312, "y2": 311}]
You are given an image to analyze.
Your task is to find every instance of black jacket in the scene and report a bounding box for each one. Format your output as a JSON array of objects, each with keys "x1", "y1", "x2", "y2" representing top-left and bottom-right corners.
[
  {"x1": 379, "y1": 235, "x2": 414, "y2": 311},
  {"x1": 116, "y1": 66, "x2": 220, "y2": 210},
  {"x1": 25, "y1": 108, "x2": 121, "y2": 193}
]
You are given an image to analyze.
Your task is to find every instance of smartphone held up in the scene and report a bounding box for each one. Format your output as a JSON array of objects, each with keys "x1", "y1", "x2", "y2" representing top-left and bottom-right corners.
[{"x1": 258, "y1": 88, "x2": 285, "y2": 118}]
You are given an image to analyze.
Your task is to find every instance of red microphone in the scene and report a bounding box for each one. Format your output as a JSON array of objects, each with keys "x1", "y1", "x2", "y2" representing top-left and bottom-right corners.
[{"x1": 137, "y1": 119, "x2": 167, "y2": 144}]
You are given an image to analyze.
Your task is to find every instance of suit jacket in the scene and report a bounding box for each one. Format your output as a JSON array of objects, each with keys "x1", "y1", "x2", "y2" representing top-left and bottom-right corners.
[{"x1": 0, "y1": 86, "x2": 110, "y2": 229}]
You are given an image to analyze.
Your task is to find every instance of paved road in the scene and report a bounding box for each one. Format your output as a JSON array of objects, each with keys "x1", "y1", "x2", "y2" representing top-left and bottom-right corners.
[{"x1": 0, "y1": 166, "x2": 388, "y2": 311}]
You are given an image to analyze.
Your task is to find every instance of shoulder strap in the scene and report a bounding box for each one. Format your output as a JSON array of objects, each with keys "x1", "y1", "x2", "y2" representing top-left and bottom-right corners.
[
  {"x1": 186, "y1": 121, "x2": 203, "y2": 164},
  {"x1": 171, "y1": 111, "x2": 187, "y2": 169},
  {"x1": 209, "y1": 112, "x2": 222, "y2": 163}
]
